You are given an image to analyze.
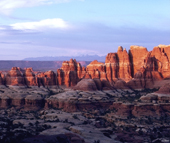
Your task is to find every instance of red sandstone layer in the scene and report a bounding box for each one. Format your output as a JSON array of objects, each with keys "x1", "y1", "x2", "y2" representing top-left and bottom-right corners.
[{"x1": 0, "y1": 44, "x2": 170, "y2": 90}]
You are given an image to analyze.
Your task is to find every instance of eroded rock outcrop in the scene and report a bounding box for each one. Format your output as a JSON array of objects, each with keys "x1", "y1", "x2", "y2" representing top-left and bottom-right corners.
[
  {"x1": 6, "y1": 67, "x2": 25, "y2": 86},
  {"x1": 129, "y1": 45, "x2": 149, "y2": 76},
  {"x1": 156, "y1": 83, "x2": 170, "y2": 94},
  {"x1": 43, "y1": 71, "x2": 57, "y2": 86},
  {"x1": 1, "y1": 44, "x2": 170, "y2": 90},
  {"x1": 60, "y1": 59, "x2": 80, "y2": 87},
  {"x1": 86, "y1": 60, "x2": 106, "y2": 80},
  {"x1": 105, "y1": 53, "x2": 118, "y2": 82},
  {"x1": 73, "y1": 79, "x2": 98, "y2": 91},
  {"x1": 0, "y1": 72, "x2": 5, "y2": 85},
  {"x1": 24, "y1": 68, "x2": 38, "y2": 86},
  {"x1": 117, "y1": 46, "x2": 132, "y2": 81}
]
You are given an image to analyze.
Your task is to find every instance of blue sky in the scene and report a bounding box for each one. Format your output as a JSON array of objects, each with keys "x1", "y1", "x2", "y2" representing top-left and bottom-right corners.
[{"x1": 0, "y1": 0, "x2": 169, "y2": 60}]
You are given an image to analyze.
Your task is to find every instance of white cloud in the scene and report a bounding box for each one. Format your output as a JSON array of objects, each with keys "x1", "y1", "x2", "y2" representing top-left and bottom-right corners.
[
  {"x1": 10, "y1": 18, "x2": 69, "y2": 31},
  {"x1": 0, "y1": 0, "x2": 82, "y2": 14}
]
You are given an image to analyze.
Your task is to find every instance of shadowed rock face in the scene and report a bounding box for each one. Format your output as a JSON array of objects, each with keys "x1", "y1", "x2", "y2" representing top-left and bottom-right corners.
[
  {"x1": 0, "y1": 72, "x2": 5, "y2": 85},
  {"x1": 73, "y1": 79, "x2": 98, "y2": 91},
  {"x1": 1, "y1": 44, "x2": 170, "y2": 90},
  {"x1": 43, "y1": 71, "x2": 57, "y2": 86},
  {"x1": 105, "y1": 53, "x2": 118, "y2": 81},
  {"x1": 156, "y1": 83, "x2": 170, "y2": 94}
]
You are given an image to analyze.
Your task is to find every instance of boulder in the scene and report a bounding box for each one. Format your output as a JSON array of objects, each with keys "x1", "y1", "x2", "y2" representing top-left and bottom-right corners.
[{"x1": 73, "y1": 79, "x2": 98, "y2": 91}]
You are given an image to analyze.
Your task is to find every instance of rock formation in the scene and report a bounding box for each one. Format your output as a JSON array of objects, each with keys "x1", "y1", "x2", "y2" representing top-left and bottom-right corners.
[
  {"x1": 2, "y1": 45, "x2": 170, "y2": 143},
  {"x1": 6, "y1": 67, "x2": 25, "y2": 86},
  {"x1": 1, "y1": 44, "x2": 170, "y2": 90},
  {"x1": 24, "y1": 68, "x2": 38, "y2": 86},
  {"x1": 86, "y1": 60, "x2": 106, "y2": 80},
  {"x1": 129, "y1": 45, "x2": 149, "y2": 76},
  {"x1": 0, "y1": 72, "x2": 5, "y2": 85},
  {"x1": 105, "y1": 53, "x2": 118, "y2": 82},
  {"x1": 43, "y1": 70, "x2": 57, "y2": 86},
  {"x1": 117, "y1": 46, "x2": 132, "y2": 81},
  {"x1": 73, "y1": 79, "x2": 98, "y2": 91},
  {"x1": 60, "y1": 59, "x2": 80, "y2": 87},
  {"x1": 156, "y1": 83, "x2": 170, "y2": 94}
]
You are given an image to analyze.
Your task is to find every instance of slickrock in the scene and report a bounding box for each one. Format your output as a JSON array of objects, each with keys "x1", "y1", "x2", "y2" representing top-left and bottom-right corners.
[
  {"x1": 0, "y1": 95, "x2": 10, "y2": 108},
  {"x1": 140, "y1": 93, "x2": 158, "y2": 103},
  {"x1": 24, "y1": 94, "x2": 44, "y2": 110},
  {"x1": 45, "y1": 90, "x2": 113, "y2": 112},
  {"x1": 73, "y1": 79, "x2": 98, "y2": 91},
  {"x1": 140, "y1": 83, "x2": 170, "y2": 102}
]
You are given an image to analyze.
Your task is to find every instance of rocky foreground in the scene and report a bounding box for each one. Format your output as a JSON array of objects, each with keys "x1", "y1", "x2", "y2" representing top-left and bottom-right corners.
[
  {"x1": 1, "y1": 44, "x2": 170, "y2": 143},
  {"x1": 0, "y1": 83, "x2": 170, "y2": 143}
]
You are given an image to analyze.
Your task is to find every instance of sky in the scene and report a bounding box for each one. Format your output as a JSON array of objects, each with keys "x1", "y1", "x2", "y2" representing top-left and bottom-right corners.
[{"x1": 0, "y1": 0, "x2": 170, "y2": 60}]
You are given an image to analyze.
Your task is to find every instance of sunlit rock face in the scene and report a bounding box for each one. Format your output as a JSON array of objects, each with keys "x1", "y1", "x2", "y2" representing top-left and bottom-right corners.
[
  {"x1": 129, "y1": 45, "x2": 149, "y2": 76},
  {"x1": 60, "y1": 59, "x2": 79, "y2": 87},
  {"x1": 86, "y1": 60, "x2": 106, "y2": 80},
  {"x1": 24, "y1": 68, "x2": 38, "y2": 86},
  {"x1": 1, "y1": 44, "x2": 170, "y2": 90},
  {"x1": 6, "y1": 67, "x2": 25, "y2": 86},
  {"x1": 117, "y1": 46, "x2": 132, "y2": 81},
  {"x1": 43, "y1": 70, "x2": 57, "y2": 86}
]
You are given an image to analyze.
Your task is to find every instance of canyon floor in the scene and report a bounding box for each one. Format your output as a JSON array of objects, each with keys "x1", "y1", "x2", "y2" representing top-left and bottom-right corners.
[{"x1": 0, "y1": 84, "x2": 170, "y2": 143}]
